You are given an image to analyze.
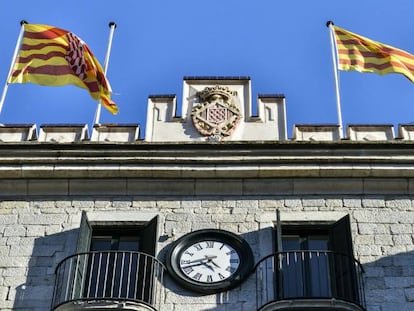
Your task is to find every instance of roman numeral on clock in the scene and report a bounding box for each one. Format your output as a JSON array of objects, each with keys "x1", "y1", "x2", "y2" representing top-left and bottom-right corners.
[
  {"x1": 194, "y1": 243, "x2": 203, "y2": 251},
  {"x1": 205, "y1": 241, "x2": 214, "y2": 248},
  {"x1": 193, "y1": 273, "x2": 202, "y2": 281},
  {"x1": 183, "y1": 266, "x2": 194, "y2": 275}
]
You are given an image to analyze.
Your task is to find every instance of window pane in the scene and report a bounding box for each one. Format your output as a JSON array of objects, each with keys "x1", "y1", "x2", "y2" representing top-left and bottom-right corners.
[
  {"x1": 307, "y1": 236, "x2": 329, "y2": 251},
  {"x1": 90, "y1": 237, "x2": 112, "y2": 251},
  {"x1": 282, "y1": 236, "x2": 301, "y2": 251},
  {"x1": 280, "y1": 233, "x2": 331, "y2": 298},
  {"x1": 118, "y1": 236, "x2": 140, "y2": 251}
]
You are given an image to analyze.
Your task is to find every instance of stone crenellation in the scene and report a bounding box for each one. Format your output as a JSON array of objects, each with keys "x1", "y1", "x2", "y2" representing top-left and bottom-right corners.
[{"x1": 0, "y1": 123, "x2": 413, "y2": 143}]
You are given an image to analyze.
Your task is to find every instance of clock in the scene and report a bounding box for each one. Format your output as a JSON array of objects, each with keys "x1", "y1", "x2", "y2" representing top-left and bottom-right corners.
[{"x1": 166, "y1": 229, "x2": 254, "y2": 294}]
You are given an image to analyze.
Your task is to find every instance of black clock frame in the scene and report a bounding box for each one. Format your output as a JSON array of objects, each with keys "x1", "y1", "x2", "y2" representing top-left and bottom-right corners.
[{"x1": 165, "y1": 228, "x2": 254, "y2": 294}]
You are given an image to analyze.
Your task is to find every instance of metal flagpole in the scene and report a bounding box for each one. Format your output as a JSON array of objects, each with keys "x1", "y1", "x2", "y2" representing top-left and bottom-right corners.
[
  {"x1": 93, "y1": 21, "x2": 117, "y2": 125},
  {"x1": 0, "y1": 20, "x2": 27, "y2": 117},
  {"x1": 327, "y1": 21, "x2": 344, "y2": 139}
]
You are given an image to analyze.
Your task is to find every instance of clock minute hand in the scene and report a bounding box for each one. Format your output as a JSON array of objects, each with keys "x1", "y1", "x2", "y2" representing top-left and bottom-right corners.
[
  {"x1": 181, "y1": 262, "x2": 207, "y2": 268},
  {"x1": 186, "y1": 256, "x2": 216, "y2": 264},
  {"x1": 181, "y1": 256, "x2": 218, "y2": 269}
]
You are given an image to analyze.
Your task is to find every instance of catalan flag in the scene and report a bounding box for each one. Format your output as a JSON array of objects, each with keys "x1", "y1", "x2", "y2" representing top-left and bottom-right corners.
[
  {"x1": 333, "y1": 25, "x2": 414, "y2": 83},
  {"x1": 8, "y1": 24, "x2": 118, "y2": 114}
]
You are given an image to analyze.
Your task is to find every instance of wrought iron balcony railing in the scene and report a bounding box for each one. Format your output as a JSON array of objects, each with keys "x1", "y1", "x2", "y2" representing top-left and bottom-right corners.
[
  {"x1": 52, "y1": 251, "x2": 165, "y2": 311},
  {"x1": 254, "y1": 251, "x2": 366, "y2": 311}
]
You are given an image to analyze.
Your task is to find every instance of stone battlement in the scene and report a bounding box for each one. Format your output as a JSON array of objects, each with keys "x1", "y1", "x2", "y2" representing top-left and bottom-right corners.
[
  {"x1": 0, "y1": 123, "x2": 413, "y2": 143},
  {"x1": 1, "y1": 77, "x2": 412, "y2": 143}
]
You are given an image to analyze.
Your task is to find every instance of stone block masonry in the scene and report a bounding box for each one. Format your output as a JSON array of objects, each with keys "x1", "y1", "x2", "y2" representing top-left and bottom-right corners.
[{"x1": 0, "y1": 194, "x2": 413, "y2": 310}]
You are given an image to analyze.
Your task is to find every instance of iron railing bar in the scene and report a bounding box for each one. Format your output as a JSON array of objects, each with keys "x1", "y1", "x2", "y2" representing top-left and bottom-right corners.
[
  {"x1": 148, "y1": 257, "x2": 155, "y2": 304},
  {"x1": 126, "y1": 252, "x2": 132, "y2": 299},
  {"x1": 95, "y1": 252, "x2": 103, "y2": 297},
  {"x1": 141, "y1": 256, "x2": 148, "y2": 301},
  {"x1": 86, "y1": 253, "x2": 95, "y2": 297},
  {"x1": 152, "y1": 261, "x2": 158, "y2": 306},
  {"x1": 79, "y1": 254, "x2": 88, "y2": 299},
  {"x1": 71, "y1": 255, "x2": 80, "y2": 300},
  {"x1": 110, "y1": 252, "x2": 117, "y2": 298},
  {"x1": 134, "y1": 253, "x2": 141, "y2": 299},
  {"x1": 118, "y1": 252, "x2": 125, "y2": 298},
  {"x1": 64, "y1": 257, "x2": 73, "y2": 301},
  {"x1": 103, "y1": 252, "x2": 110, "y2": 297}
]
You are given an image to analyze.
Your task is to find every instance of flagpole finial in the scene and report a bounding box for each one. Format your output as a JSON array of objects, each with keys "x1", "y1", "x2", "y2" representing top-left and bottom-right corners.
[
  {"x1": 108, "y1": 21, "x2": 117, "y2": 28},
  {"x1": 20, "y1": 20, "x2": 28, "y2": 26},
  {"x1": 326, "y1": 21, "x2": 334, "y2": 27}
]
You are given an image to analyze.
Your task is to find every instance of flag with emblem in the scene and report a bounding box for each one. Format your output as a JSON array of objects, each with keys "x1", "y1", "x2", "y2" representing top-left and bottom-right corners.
[
  {"x1": 333, "y1": 25, "x2": 414, "y2": 83},
  {"x1": 8, "y1": 23, "x2": 118, "y2": 114}
]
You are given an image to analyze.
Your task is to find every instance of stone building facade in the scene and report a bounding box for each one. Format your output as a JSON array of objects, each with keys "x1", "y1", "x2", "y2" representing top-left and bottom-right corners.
[{"x1": 0, "y1": 77, "x2": 414, "y2": 311}]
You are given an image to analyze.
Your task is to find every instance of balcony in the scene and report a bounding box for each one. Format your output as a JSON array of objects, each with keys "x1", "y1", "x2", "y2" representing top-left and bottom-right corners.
[
  {"x1": 52, "y1": 251, "x2": 166, "y2": 311},
  {"x1": 254, "y1": 251, "x2": 366, "y2": 311}
]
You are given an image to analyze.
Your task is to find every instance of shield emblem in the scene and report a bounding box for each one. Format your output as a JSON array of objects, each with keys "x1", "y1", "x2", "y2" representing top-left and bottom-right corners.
[{"x1": 191, "y1": 86, "x2": 241, "y2": 139}]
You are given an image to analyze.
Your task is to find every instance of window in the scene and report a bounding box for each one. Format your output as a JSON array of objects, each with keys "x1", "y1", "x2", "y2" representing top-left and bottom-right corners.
[
  {"x1": 274, "y1": 215, "x2": 359, "y2": 303},
  {"x1": 75, "y1": 211, "x2": 159, "y2": 303}
]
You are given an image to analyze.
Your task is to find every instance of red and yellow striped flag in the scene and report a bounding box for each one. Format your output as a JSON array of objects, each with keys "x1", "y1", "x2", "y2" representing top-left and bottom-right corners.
[
  {"x1": 333, "y1": 25, "x2": 414, "y2": 83},
  {"x1": 8, "y1": 24, "x2": 118, "y2": 114}
]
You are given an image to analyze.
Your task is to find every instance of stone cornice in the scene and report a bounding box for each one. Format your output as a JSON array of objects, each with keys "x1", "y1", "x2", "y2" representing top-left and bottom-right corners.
[{"x1": 0, "y1": 141, "x2": 413, "y2": 178}]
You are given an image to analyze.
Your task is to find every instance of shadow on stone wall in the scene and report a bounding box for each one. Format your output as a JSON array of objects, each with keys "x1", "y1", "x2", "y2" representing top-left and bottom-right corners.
[
  {"x1": 361, "y1": 251, "x2": 414, "y2": 311},
  {"x1": 160, "y1": 228, "x2": 414, "y2": 311},
  {"x1": 12, "y1": 227, "x2": 414, "y2": 310},
  {"x1": 12, "y1": 229, "x2": 78, "y2": 310}
]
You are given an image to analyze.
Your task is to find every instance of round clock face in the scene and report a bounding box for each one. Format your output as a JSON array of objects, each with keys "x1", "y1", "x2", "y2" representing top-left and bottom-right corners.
[
  {"x1": 179, "y1": 240, "x2": 240, "y2": 283},
  {"x1": 166, "y1": 229, "x2": 254, "y2": 294}
]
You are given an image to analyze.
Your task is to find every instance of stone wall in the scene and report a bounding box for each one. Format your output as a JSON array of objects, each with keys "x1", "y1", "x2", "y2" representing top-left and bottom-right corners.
[{"x1": 1, "y1": 194, "x2": 414, "y2": 310}]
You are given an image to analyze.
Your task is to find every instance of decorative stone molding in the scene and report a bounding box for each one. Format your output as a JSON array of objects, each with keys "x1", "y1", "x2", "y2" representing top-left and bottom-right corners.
[
  {"x1": 293, "y1": 124, "x2": 341, "y2": 141},
  {"x1": 398, "y1": 124, "x2": 414, "y2": 140},
  {"x1": 91, "y1": 124, "x2": 140, "y2": 142},
  {"x1": 347, "y1": 124, "x2": 394, "y2": 141},
  {"x1": 0, "y1": 124, "x2": 37, "y2": 142},
  {"x1": 38, "y1": 124, "x2": 88, "y2": 142}
]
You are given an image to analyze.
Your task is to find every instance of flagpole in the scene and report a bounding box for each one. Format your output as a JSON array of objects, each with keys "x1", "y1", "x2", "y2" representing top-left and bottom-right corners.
[
  {"x1": 0, "y1": 20, "x2": 27, "y2": 117},
  {"x1": 327, "y1": 21, "x2": 344, "y2": 139},
  {"x1": 93, "y1": 21, "x2": 117, "y2": 125}
]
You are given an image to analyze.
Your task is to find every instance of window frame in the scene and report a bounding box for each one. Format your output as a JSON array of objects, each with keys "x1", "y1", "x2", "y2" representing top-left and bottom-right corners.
[
  {"x1": 273, "y1": 214, "x2": 359, "y2": 302},
  {"x1": 75, "y1": 211, "x2": 160, "y2": 302}
]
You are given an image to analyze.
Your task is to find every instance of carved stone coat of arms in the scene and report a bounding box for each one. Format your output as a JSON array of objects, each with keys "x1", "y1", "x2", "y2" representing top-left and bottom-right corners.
[{"x1": 191, "y1": 85, "x2": 241, "y2": 140}]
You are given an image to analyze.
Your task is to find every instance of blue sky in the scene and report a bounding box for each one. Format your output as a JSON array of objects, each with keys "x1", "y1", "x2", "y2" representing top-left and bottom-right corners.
[{"x1": 1, "y1": 0, "x2": 414, "y2": 138}]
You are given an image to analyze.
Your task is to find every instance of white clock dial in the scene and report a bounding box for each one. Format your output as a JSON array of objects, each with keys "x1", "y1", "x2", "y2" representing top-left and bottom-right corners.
[
  {"x1": 166, "y1": 229, "x2": 254, "y2": 294},
  {"x1": 179, "y1": 240, "x2": 240, "y2": 283}
]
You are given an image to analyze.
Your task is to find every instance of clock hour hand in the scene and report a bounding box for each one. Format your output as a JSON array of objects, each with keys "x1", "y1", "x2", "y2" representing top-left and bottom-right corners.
[
  {"x1": 204, "y1": 255, "x2": 221, "y2": 268},
  {"x1": 209, "y1": 259, "x2": 221, "y2": 268}
]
